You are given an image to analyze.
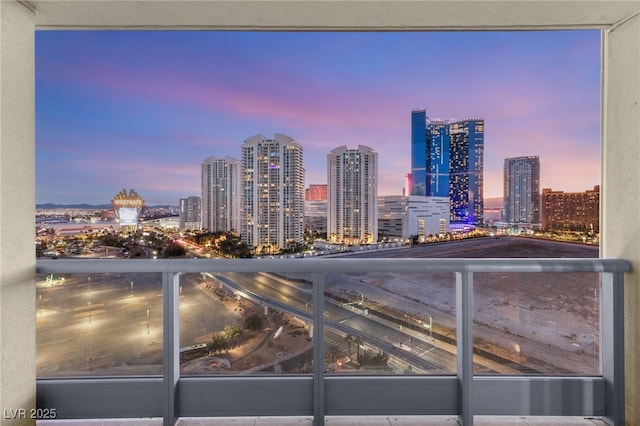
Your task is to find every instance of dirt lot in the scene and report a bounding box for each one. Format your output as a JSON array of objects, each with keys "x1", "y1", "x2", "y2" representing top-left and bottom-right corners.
[
  {"x1": 183, "y1": 237, "x2": 602, "y2": 375},
  {"x1": 333, "y1": 236, "x2": 601, "y2": 374},
  {"x1": 181, "y1": 283, "x2": 312, "y2": 374}
]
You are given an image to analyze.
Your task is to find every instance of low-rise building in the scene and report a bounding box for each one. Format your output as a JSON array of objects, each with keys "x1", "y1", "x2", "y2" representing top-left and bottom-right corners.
[{"x1": 378, "y1": 195, "x2": 450, "y2": 242}]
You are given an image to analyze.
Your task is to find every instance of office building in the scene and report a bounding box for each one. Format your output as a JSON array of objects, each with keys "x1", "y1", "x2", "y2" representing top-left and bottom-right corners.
[
  {"x1": 240, "y1": 134, "x2": 305, "y2": 252},
  {"x1": 378, "y1": 195, "x2": 450, "y2": 242},
  {"x1": 201, "y1": 156, "x2": 241, "y2": 233},
  {"x1": 411, "y1": 109, "x2": 484, "y2": 225},
  {"x1": 327, "y1": 145, "x2": 378, "y2": 244},
  {"x1": 541, "y1": 185, "x2": 600, "y2": 232},
  {"x1": 503, "y1": 156, "x2": 540, "y2": 225},
  {"x1": 179, "y1": 196, "x2": 201, "y2": 231}
]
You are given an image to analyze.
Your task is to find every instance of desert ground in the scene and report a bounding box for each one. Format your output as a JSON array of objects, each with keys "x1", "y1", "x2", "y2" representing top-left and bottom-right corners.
[{"x1": 329, "y1": 236, "x2": 601, "y2": 374}]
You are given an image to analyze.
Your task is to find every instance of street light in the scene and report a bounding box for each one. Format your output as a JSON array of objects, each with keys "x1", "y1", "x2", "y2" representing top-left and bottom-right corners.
[{"x1": 423, "y1": 315, "x2": 434, "y2": 341}]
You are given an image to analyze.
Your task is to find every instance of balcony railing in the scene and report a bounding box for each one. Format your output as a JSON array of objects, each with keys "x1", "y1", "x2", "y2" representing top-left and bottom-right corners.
[{"x1": 35, "y1": 257, "x2": 630, "y2": 426}]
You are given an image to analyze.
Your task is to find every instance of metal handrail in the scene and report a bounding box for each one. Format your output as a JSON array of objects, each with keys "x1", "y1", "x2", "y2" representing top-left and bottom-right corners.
[
  {"x1": 36, "y1": 257, "x2": 632, "y2": 274},
  {"x1": 35, "y1": 257, "x2": 631, "y2": 426}
]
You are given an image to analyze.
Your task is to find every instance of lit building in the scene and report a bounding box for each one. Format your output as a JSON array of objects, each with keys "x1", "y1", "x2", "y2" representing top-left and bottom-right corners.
[
  {"x1": 541, "y1": 185, "x2": 600, "y2": 232},
  {"x1": 503, "y1": 156, "x2": 540, "y2": 225},
  {"x1": 378, "y1": 195, "x2": 450, "y2": 242},
  {"x1": 404, "y1": 173, "x2": 412, "y2": 196},
  {"x1": 111, "y1": 188, "x2": 144, "y2": 233},
  {"x1": 327, "y1": 145, "x2": 378, "y2": 244},
  {"x1": 240, "y1": 134, "x2": 305, "y2": 252},
  {"x1": 201, "y1": 156, "x2": 240, "y2": 233},
  {"x1": 483, "y1": 207, "x2": 504, "y2": 224},
  {"x1": 304, "y1": 200, "x2": 328, "y2": 234},
  {"x1": 305, "y1": 184, "x2": 327, "y2": 201},
  {"x1": 179, "y1": 196, "x2": 201, "y2": 231},
  {"x1": 411, "y1": 109, "x2": 484, "y2": 225}
]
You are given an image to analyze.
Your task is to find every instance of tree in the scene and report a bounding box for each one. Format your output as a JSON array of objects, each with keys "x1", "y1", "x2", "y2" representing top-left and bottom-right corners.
[
  {"x1": 326, "y1": 345, "x2": 342, "y2": 363},
  {"x1": 244, "y1": 314, "x2": 263, "y2": 331},
  {"x1": 344, "y1": 334, "x2": 354, "y2": 358},
  {"x1": 207, "y1": 332, "x2": 229, "y2": 355},
  {"x1": 358, "y1": 349, "x2": 389, "y2": 367},
  {"x1": 354, "y1": 336, "x2": 364, "y2": 361},
  {"x1": 223, "y1": 324, "x2": 243, "y2": 347},
  {"x1": 163, "y1": 242, "x2": 186, "y2": 257}
]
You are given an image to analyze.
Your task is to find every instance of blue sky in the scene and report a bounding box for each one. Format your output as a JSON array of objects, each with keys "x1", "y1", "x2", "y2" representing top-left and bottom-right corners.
[{"x1": 36, "y1": 30, "x2": 601, "y2": 206}]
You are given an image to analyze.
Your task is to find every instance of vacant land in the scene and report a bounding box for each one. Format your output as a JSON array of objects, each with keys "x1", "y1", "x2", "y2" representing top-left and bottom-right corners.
[{"x1": 331, "y1": 237, "x2": 600, "y2": 374}]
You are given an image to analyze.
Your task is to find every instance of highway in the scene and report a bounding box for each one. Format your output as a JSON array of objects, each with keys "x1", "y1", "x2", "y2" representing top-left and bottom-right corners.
[{"x1": 209, "y1": 270, "x2": 467, "y2": 374}]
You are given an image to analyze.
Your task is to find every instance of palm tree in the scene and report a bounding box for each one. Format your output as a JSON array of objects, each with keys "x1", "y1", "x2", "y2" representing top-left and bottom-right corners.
[
  {"x1": 326, "y1": 345, "x2": 342, "y2": 363},
  {"x1": 344, "y1": 334, "x2": 354, "y2": 358},
  {"x1": 354, "y1": 336, "x2": 364, "y2": 361}
]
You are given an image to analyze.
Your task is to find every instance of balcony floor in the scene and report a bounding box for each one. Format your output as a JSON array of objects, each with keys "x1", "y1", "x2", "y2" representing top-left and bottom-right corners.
[{"x1": 37, "y1": 416, "x2": 609, "y2": 425}]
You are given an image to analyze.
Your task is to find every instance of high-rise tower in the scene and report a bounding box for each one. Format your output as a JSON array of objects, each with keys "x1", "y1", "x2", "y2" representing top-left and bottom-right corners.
[
  {"x1": 179, "y1": 196, "x2": 202, "y2": 231},
  {"x1": 503, "y1": 156, "x2": 540, "y2": 225},
  {"x1": 201, "y1": 156, "x2": 241, "y2": 233},
  {"x1": 327, "y1": 145, "x2": 378, "y2": 244},
  {"x1": 240, "y1": 134, "x2": 305, "y2": 252},
  {"x1": 411, "y1": 110, "x2": 484, "y2": 225},
  {"x1": 411, "y1": 109, "x2": 428, "y2": 196}
]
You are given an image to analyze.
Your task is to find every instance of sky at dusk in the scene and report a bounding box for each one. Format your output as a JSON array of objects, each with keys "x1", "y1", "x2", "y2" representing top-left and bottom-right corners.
[{"x1": 36, "y1": 30, "x2": 601, "y2": 206}]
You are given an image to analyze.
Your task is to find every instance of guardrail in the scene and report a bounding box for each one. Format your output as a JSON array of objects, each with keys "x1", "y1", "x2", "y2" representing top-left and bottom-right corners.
[{"x1": 36, "y1": 258, "x2": 630, "y2": 426}]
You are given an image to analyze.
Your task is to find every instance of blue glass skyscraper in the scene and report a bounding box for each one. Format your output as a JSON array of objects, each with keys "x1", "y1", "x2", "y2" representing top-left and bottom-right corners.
[
  {"x1": 411, "y1": 110, "x2": 484, "y2": 225},
  {"x1": 410, "y1": 110, "x2": 427, "y2": 196},
  {"x1": 426, "y1": 120, "x2": 450, "y2": 197}
]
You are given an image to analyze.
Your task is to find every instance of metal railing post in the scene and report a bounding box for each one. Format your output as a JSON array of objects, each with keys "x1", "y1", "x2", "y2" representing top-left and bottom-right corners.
[
  {"x1": 456, "y1": 270, "x2": 474, "y2": 425},
  {"x1": 601, "y1": 271, "x2": 625, "y2": 426},
  {"x1": 312, "y1": 270, "x2": 325, "y2": 426},
  {"x1": 163, "y1": 272, "x2": 180, "y2": 426}
]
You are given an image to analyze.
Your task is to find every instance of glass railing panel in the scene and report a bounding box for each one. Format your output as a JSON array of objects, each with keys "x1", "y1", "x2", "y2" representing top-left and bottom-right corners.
[
  {"x1": 180, "y1": 271, "x2": 314, "y2": 375},
  {"x1": 473, "y1": 272, "x2": 601, "y2": 375},
  {"x1": 36, "y1": 272, "x2": 164, "y2": 377},
  {"x1": 323, "y1": 271, "x2": 457, "y2": 375}
]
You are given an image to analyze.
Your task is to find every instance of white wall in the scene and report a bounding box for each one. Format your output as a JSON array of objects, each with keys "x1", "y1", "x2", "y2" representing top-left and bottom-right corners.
[
  {"x1": 0, "y1": 1, "x2": 36, "y2": 421},
  {"x1": 602, "y1": 12, "x2": 640, "y2": 423}
]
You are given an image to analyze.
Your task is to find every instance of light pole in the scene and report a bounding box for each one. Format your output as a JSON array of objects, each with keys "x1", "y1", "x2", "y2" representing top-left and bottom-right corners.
[
  {"x1": 426, "y1": 315, "x2": 433, "y2": 340},
  {"x1": 146, "y1": 308, "x2": 150, "y2": 334}
]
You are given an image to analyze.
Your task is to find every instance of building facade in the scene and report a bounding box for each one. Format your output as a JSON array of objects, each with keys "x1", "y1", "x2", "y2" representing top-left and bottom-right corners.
[
  {"x1": 304, "y1": 200, "x2": 328, "y2": 234},
  {"x1": 411, "y1": 109, "x2": 484, "y2": 225},
  {"x1": 327, "y1": 145, "x2": 378, "y2": 244},
  {"x1": 541, "y1": 185, "x2": 600, "y2": 232},
  {"x1": 305, "y1": 184, "x2": 328, "y2": 201},
  {"x1": 240, "y1": 134, "x2": 305, "y2": 252},
  {"x1": 201, "y1": 156, "x2": 241, "y2": 233},
  {"x1": 179, "y1": 196, "x2": 201, "y2": 231},
  {"x1": 503, "y1": 156, "x2": 540, "y2": 225},
  {"x1": 111, "y1": 188, "x2": 144, "y2": 233},
  {"x1": 378, "y1": 195, "x2": 450, "y2": 242}
]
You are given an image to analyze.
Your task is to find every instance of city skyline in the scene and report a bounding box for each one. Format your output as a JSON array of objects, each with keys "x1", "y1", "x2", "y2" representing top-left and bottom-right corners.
[{"x1": 36, "y1": 30, "x2": 601, "y2": 206}]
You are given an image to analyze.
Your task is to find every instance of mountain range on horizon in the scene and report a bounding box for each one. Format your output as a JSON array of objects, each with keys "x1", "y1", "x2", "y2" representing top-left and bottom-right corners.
[
  {"x1": 36, "y1": 203, "x2": 176, "y2": 210},
  {"x1": 37, "y1": 197, "x2": 505, "y2": 211}
]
